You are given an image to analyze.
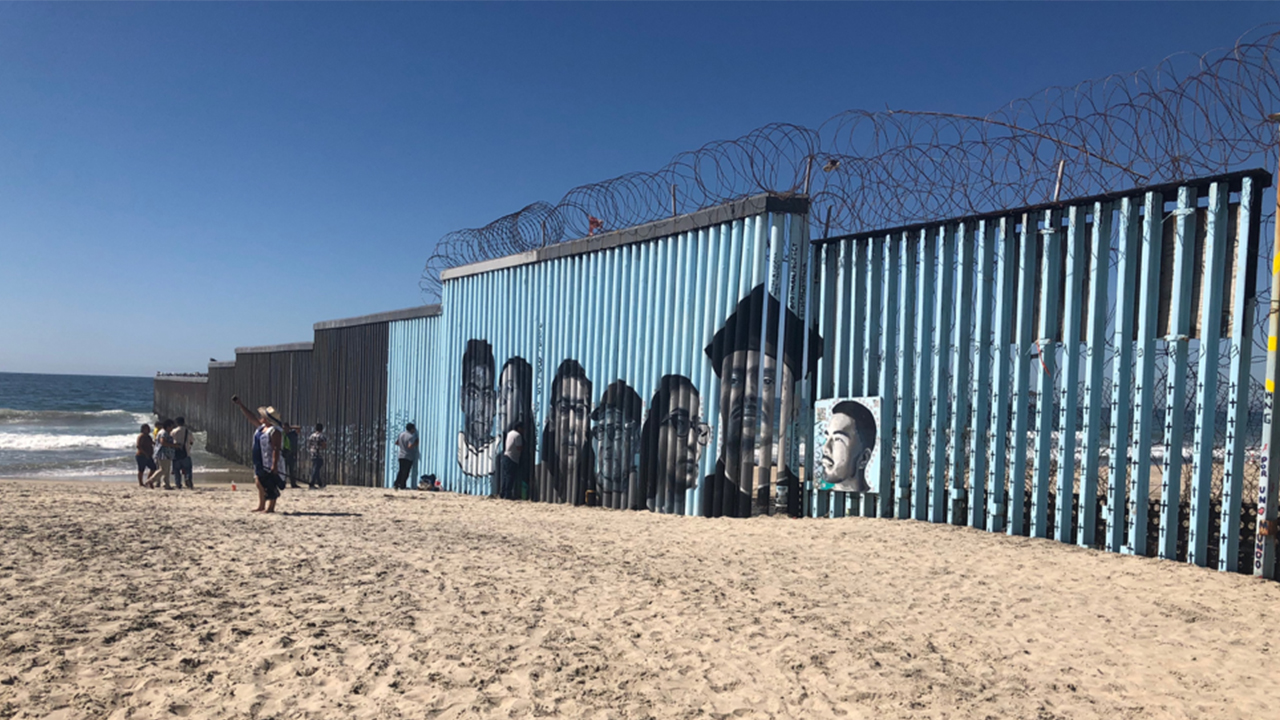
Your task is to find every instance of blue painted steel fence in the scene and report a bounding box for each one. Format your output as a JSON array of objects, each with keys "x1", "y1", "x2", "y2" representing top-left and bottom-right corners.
[
  {"x1": 810, "y1": 168, "x2": 1270, "y2": 571},
  {"x1": 385, "y1": 195, "x2": 814, "y2": 517},
  {"x1": 157, "y1": 167, "x2": 1277, "y2": 579}
]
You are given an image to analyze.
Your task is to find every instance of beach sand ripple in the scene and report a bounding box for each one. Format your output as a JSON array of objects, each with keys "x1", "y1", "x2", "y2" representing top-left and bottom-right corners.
[{"x1": 1, "y1": 479, "x2": 1277, "y2": 719}]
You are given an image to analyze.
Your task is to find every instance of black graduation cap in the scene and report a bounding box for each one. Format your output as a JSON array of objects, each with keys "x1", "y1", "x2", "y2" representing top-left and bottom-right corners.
[{"x1": 704, "y1": 283, "x2": 823, "y2": 380}]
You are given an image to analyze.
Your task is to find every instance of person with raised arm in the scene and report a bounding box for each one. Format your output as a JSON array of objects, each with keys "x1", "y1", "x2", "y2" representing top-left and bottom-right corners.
[{"x1": 231, "y1": 395, "x2": 285, "y2": 513}]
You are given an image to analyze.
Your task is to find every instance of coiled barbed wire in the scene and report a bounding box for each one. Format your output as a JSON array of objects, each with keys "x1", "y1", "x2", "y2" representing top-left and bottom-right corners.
[{"x1": 421, "y1": 25, "x2": 1280, "y2": 299}]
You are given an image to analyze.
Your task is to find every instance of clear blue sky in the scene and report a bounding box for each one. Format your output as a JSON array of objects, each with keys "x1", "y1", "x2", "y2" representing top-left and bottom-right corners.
[{"x1": 0, "y1": 3, "x2": 1275, "y2": 377}]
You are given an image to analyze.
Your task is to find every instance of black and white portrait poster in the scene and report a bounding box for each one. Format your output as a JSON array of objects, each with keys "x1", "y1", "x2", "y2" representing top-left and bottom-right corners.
[{"x1": 814, "y1": 397, "x2": 879, "y2": 494}]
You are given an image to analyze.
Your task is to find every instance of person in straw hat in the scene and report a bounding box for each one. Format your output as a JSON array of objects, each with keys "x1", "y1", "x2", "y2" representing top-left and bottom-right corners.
[{"x1": 232, "y1": 395, "x2": 286, "y2": 513}]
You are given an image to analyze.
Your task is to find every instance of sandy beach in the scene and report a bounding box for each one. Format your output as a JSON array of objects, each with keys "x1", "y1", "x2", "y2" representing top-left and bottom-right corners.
[{"x1": 1, "y1": 477, "x2": 1278, "y2": 720}]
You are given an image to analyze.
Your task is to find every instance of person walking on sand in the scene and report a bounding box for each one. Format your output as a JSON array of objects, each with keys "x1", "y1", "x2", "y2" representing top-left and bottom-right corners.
[
  {"x1": 393, "y1": 422, "x2": 418, "y2": 490},
  {"x1": 231, "y1": 395, "x2": 285, "y2": 513},
  {"x1": 171, "y1": 416, "x2": 195, "y2": 490},
  {"x1": 307, "y1": 423, "x2": 328, "y2": 489},
  {"x1": 147, "y1": 419, "x2": 177, "y2": 490},
  {"x1": 135, "y1": 423, "x2": 157, "y2": 488}
]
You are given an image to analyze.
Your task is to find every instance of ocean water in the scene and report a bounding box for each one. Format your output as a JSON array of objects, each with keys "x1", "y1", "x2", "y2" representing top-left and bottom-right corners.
[{"x1": 0, "y1": 372, "x2": 238, "y2": 479}]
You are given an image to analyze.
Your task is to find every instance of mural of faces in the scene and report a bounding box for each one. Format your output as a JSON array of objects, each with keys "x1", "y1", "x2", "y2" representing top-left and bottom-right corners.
[
  {"x1": 458, "y1": 339, "x2": 497, "y2": 477},
  {"x1": 541, "y1": 359, "x2": 593, "y2": 504},
  {"x1": 498, "y1": 357, "x2": 533, "y2": 433},
  {"x1": 462, "y1": 340, "x2": 496, "y2": 446},
  {"x1": 703, "y1": 283, "x2": 822, "y2": 518},
  {"x1": 719, "y1": 349, "x2": 793, "y2": 471},
  {"x1": 641, "y1": 375, "x2": 708, "y2": 514},
  {"x1": 818, "y1": 399, "x2": 877, "y2": 494},
  {"x1": 497, "y1": 357, "x2": 534, "y2": 499},
  {"x1": 590, "y1": 380, "x2": 641, "y2": 498}
]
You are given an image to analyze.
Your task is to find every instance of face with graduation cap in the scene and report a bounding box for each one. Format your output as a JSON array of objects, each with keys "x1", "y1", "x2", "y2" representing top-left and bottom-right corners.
[
  {"x1": 720, "y1": 349, "x2": 793, "y2": 464},
  {"x1": 706, "y1": 284, "x2": 820, "y2": 478}
]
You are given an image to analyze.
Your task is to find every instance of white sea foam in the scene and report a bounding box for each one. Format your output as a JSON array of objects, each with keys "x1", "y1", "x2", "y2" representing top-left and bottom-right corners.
[
  {"x1": 0, "y1": 432, "x2": 136, "y2": 452},
  {"x1": 0, "y1": 408, "x2": 152, "y2": 427}
]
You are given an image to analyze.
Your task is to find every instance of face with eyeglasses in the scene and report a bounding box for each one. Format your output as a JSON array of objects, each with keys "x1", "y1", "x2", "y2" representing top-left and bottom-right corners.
[
  {"x1": 551, "y1": 377, "x2": 591, "y2": 466},
  {"x1": 657, "y1": 389, "x2": 709, "y2": 491},
  {"x1": 461, "y1": 360, "x2": 496, "y2": 447},
  {"x1": 719, "y1": 349, "x2": 793, "y2": 475},
  {"x1": 591, "y1": 407, "x2": 639, "y2": 491}
]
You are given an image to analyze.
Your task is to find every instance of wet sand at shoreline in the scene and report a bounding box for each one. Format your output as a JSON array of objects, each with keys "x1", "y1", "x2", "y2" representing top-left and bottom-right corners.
[{"x1": 1, "y1": 478, "x2": 1277, "y2": 719}]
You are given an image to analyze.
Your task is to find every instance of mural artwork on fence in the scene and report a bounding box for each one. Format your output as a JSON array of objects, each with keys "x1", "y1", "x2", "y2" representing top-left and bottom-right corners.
[
  {"x1": 447, "y1": 282, "x2": 823, "y2": 517},
  {"x1": 703, "y1": 284, "x2": 821, "y2": 517},
  {"x1": 403, "y1": 201, "x2": 817, "y2": 516},
  {"x1": 592, "y1": 379, "x2": 642, "y2": 509},
  {"x1": 497, "y1": 356, "x2": 535, "y2": 500},
  {"x1": 815, "y1": 397, "x2": 880, "y2": 494},
  {"x1": 458, "y1": 339, "x2": 498, "y2": 479},
  {"x1": 537, "y1": 359, "x2": 594, "y2": 506}
]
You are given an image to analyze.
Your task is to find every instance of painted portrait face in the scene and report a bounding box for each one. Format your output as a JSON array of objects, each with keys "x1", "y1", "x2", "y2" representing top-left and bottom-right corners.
[
  {"x1": 462, "y1": 360, "x2": 496, "y2": 446},
  {"x1": 821, "y1": 412, "x2": 857, "y2": 480},
  {"x1": 553, "y1": 376, "x2": 591, "y2": 467},
  {"x1": 498, "y1": 363, "x2": 528, "y2": 431},
  {"x1": 718, "y1": 349, "x2": 794, "y2": 466},
  {"x1": 657, "y1": 390, "x2": 708, "y2": 492},
  {"x1": 592, "y1": 406, "x2": 638, "y2": 491}
]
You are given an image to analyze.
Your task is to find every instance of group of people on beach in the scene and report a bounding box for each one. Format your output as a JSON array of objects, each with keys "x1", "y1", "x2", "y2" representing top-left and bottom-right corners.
[
  {"x1": 231, "y1": 395, "x2": 328, "y2": 513},
  {"x1": 134, "y1": 401, "x2": 329, "y2": 512},
  {"x1": 134, "y1": 417, "x2": 194, "y2": 489}
]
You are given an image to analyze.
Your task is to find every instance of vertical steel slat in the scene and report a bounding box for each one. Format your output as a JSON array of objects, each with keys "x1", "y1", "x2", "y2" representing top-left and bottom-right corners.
[
  {"x1": 1008, "y1": 214, "x2": 1040, "y2": 536},
  {"x1": 862, "y1": 236, "x2": 884, "y2": 517},
  {"x1": 948, "y1": 222, "x2": 975, "y2": 525},
  {"x1": 878, "y1": 234, "x2": 900, "y2": 519},
  {"x1": 1055, "y1": 207, "x2": 1086, "y2": 542},
  {"x1": 821, "y1": 240, "x2": 847, "y2": 517},
  {"x1": 987, "y1": 218, "x2": 1016, "y2": 533},
  {"x1": 895, "y1": 231, "x2": 918, "y2": 519},
  {"x1": 813, "y1": 242, "x2": 836, "y2": 516},
  {"x1": 1188, "y1": 182, "x2": 1231, "y2": 567},
  {"x1": 1125, "y1": 192, "x2": 1165, "y2": 556},
  {"x1": 833, "y1": 242, "x2": 849, "y2": 402},
  {"x1": 767, "y1": 215, "x2": 789, "y2": 514},
  {"x1": 913, "y1": 228, "x2": 936, "y2": 520},
  {"x1": 1078, "y1": 202, "x2": 1113, "y2": 548},
  {"x1": 818, "y1": 245, "x2": 837, "y2": 399},
  {"x1": 787, "y1": 213, "x2": 811, "y2": 519},
  {"x1": 1031, "y1": 210, "x2": 1062, "y2": 539},
  {"x1": 930, "y1": 225, "x2": 955, "y2": 523},
  {"x1": 1105, "y1": 199, "x2": 1141, "y2": 552},
  {"x1": 1220, "y1": 177, "x2": 1257, "y2": 571},
  {"x1": 865, "y1": 236, "x2": 884, "y2": 399},
  {"x1": 968, "y1": 221, "x2": 995, "y2": 530},
  {"x1": 1161, "y1": 187, "x2": 1197, "y2": 558},
  {"x1": 849, "y1": 240, "x2": 867, "y2": 401}
]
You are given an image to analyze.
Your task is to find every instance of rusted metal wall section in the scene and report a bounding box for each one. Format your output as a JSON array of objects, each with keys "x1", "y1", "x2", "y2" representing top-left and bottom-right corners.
[
  {"x1": 154, "y1": 307, "x2": 438, "y2": 487},
  {"x1": 810, "y1": 168, "x2": 1271, "y2": 574},
  {"x1": 152, "y1": 376, "x2": 209, "y2": 430}
]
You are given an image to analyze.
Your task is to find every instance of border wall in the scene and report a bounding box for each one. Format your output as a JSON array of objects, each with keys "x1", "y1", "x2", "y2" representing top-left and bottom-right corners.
[
  {"x1": 154, "y1": 170, "x2": 1278, "y2": 577},
  {"x1": 151, "y1": 375, "x2": 209, "y2": 430},
  {"x1": 810, "y1": 168, "x2": 1269, "y2": 572},
  {"x1": 155, "y1": 307, "x2": 440, "y2": 487}
]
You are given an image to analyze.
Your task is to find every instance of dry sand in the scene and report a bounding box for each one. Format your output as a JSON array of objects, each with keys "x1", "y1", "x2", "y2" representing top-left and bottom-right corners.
[{"x1": 1, "y1": 477, "x2": 1278, "y2": 720}]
